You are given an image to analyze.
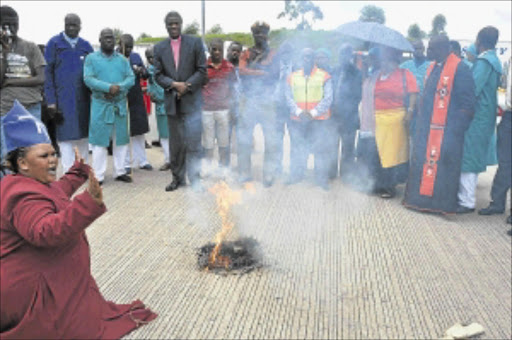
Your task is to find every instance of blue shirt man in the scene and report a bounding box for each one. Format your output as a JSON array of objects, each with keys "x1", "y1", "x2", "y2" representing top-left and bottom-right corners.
[
  {"x1": 400, "y1": 39, "x2": 431, "y2": 138},
  {"x1": 44, "y1": 13, "x2": 94, "y2": 172}
]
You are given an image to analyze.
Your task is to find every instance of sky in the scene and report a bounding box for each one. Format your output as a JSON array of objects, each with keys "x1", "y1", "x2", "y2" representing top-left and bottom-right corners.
[{"x1": 2, "y1": 0, "x2": 511, "y2": 46}]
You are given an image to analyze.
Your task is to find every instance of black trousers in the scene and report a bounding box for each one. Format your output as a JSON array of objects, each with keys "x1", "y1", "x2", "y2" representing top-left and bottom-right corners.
[
  {"x1": 167, "y1": 112, "x2": 202, "y2": 185},
  {"x1": 329, "y1": 120, "x2": 357, "y2": 179},
  {"x1": 288, "y1": 119, "x2": 332, "y2": 186},
  {"x1": 490, "y1": 111, "x2": 511, "y2": 210}
]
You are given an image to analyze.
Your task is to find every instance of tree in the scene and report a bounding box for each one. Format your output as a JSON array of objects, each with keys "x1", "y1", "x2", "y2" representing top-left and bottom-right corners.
[
  {"x1": 277, "y1": 0, "x2": 324, "y2": 30},
  {"x1": 112, "y1": 28, "x2": 124, "y2": 43},
  {"x1": 207, "y1": 24, "x2": 223, "y2": 35},
  {"x1": 183, "y1": 20, "x2": 200, "y2": 35},
  {"x1": 407, "y1": 24, "x2": 426, "y2": 41},
  {"x1": 137, "y1": 32, "x2": 151, "y2": 41},
  {"x1": 359, "y1": 5, "x2": 385, "y2": 24},
  {"x1": 429, "y1": 14, "x2": 447, "y2": 37}
]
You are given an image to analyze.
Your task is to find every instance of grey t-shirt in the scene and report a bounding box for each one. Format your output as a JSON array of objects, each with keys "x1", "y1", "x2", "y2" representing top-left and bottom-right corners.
[{"x1": 0, "y1": 37, "x2": 46, "y2": 115}]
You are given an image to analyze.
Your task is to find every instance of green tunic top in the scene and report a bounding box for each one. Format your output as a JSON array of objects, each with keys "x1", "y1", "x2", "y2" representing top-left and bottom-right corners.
[
  {"x1": 84, "y1": 51, "x2": 134, "y2": 147},
  {"x1": 461, "y1": 49, "x2": 502, "y2": 173}
]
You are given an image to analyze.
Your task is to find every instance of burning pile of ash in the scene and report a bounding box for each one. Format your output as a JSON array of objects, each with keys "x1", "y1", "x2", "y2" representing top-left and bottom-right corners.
[{"x1": 197, "y1": 237, "x2": 262, "y2": 274}]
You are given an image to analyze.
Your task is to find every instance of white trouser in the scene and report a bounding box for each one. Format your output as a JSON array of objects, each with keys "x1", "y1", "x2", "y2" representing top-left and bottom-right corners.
[
  {"x1": 91, "y1": 131, "x2": 128, "y2": 181},
  {"x1": 458, "y1": 172, "x2": 478, "y2": 208},
  {"x1": 161, "y1": 137, "x2": 170, "y2": 163},
  {"x1": 125, "y1": 134, "x2": 149, "y2": 168},
  {"x1": 58, "y1": 138, "x2": 89, "y2": 173}
]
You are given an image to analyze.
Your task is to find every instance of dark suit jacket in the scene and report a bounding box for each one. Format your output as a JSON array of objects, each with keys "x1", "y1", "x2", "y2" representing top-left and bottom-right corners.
[{"x1": 153, "y1": 35, "x2": 206, "y2": 116}]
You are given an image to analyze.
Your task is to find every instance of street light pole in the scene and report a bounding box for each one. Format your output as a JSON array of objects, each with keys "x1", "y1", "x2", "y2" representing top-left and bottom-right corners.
[{"x1": 201, "y1": 0, "x2": 206, "y2": 41}]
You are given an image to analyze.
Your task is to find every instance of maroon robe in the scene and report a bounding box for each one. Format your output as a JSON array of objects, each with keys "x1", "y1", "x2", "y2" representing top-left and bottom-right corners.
[{"x1": 0, "y1": 161, "x2": 156, "y2": 339}]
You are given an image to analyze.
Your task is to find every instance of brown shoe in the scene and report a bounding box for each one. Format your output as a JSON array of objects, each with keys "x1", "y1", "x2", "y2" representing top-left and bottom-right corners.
[{"x1": 159, "y1": 162, "x2": 171, "y2": 171}]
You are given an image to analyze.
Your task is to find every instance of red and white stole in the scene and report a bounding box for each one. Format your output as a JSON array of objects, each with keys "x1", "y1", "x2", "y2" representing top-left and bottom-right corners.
[{"x1": 419, "y1": 53, "x2": 461, "y2": 197}]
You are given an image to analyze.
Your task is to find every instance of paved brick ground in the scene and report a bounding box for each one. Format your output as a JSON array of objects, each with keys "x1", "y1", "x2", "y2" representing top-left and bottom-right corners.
[{"x1": 81, "y1": 137, "x2": 511, "y2": 340}]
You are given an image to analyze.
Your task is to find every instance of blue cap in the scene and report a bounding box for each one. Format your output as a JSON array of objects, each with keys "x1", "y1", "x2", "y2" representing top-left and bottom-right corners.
[
  {"x1": 466, "y1": 43, "x2": 477, "y2": 57},
  {"x1": 2, "y1": 100, "x2": 51, "y2": 153}
]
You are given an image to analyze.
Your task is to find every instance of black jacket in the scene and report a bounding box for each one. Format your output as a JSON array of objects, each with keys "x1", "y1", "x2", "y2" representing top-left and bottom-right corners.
[
  {"x1": 332, "y1": 63, "x2": 362, "y2": 132},
  {"x1": 153, "y1": 35, "x2": 206, "y2": 116}
]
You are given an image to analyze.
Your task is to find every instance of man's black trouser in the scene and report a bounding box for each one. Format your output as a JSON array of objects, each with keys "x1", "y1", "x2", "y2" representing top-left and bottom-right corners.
[
  {"x1": 167, "y1": 112, "x2": 202, "y2": 185},
  {"x1": 237, "y1": 98, "x2": 278, "y2": 181},
  {"x1": 490, "y1": 111, "x2": 511, "y2": 210}
]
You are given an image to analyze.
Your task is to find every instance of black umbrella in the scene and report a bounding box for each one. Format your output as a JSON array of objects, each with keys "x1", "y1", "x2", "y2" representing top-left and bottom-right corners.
[{"x1": 336, "y1": 21, "x2": 414, "y2": 52}]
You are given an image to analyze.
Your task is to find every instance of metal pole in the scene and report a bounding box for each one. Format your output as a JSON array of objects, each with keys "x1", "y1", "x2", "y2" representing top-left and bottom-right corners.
[{"x1": 201, "y1": 0, "x2": 206, "y2": 40}]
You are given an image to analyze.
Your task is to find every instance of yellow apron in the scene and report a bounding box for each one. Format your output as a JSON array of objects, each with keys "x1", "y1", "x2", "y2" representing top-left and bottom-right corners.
[{"x1": 375, "y1": 107, "x2": 409, "y2": 168}]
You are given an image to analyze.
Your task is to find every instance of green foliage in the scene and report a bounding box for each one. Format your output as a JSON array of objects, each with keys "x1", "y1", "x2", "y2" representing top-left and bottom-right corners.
[
  {"x1": 112, "y1": 28, "x2": 124, "y2": 43},
  {"x1": 277, "y1": 0, "x2": 324, "y2": 30},
  {"x1": 136, "y1": 28, "x2": 371, "y2": 61},
  {"x1": 137, "y1": 32, "x2": 151, "y2": 41},
  {"x1": 407, "y1": 24, "x2": 426, "y2": 41},
  {"x1": 204, "y1": 32, "x2": 254, "y2": 47},
  {"x1": 359, "y1": 5, "x2": 386, "y2": 24},
  {"x1": 430, "y1": 14, "x2": 447, "y2": 37},
  {"x1": 207, "y1": 24, "x2": 223, "y2": 35},
  {"x1": 137, "y1": 36, "x2": 166, "y2": 44},
  {"x1": 183, "y1": 20, "x2": 200, "y2": 35}
]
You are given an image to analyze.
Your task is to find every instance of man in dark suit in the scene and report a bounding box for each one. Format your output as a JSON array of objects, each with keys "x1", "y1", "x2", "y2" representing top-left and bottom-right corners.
[{"x1": 153, "y1": 11, "x2": 206, "y2": 192}]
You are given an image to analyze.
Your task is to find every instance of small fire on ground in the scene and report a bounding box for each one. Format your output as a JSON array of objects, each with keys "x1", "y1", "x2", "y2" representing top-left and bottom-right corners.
[{"x1": 197, "y1": 181, "x2": 261, "y2": 273}]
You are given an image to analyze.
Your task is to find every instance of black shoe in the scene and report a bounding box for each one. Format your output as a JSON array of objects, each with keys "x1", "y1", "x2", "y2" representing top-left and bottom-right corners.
[
  {"x1": 125, "y1": 167, "x2": 132, "y2": 175},
  {"x1": 380, "y1": 188, "x2": 396, "y2": 199},
  {"x1": 456, "y1": 205, "x2": 475, "y2": 214},
  {"x1": 507, "y1": 215, "x2": 512, "y2": 225},
  {"x1": 263, "y1": 176, "x2": 274, "y2": 188},
  {"x1": 165, "y1": 180, "x2": 183, "y2": 192},
  {"x1": 478, "y1": 205, "x2": 504, "y2": 215},
  {"x1": 159, "y1": 163, "x2": 171, "y2": 171},
  {"x1": 115, "y1": 174, "x2": 133, "y2": 183},
  {"x1": 139, "y1": 164, "x2": 153, "y2": 171}
]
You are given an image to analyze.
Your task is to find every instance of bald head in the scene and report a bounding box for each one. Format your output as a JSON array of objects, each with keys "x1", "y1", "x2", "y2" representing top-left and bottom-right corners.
[
  {"x1": 427, "y1": 34, "x2": 450, "y2": 63},
  {"x1": 100, "y1": 28, "x2": 113, "y2": 39},
  {"x1": 65, "y1": 13, "x2": 80, "y2": 24},
  {"x1": 339, "y1": 43, "x2": 354, "y2": 66},
  {"x1": 99, "y1": 28, "x2": 115, "y2": 55},
  {"x1": 301, "y1": 47, "x2": 315, "y2": 71},
  {"x1": 145, "y1": 46, "x2": 154, "y2": 65},
  {"x1": 64, "y1": 13, "x2": 81, "y2": 38},
  {"x1": 119, "y1": 34, "x2": 134, "y2": 57},
  {"x1": 411, "y1": 40, "x2": 425, "y2": 60}
]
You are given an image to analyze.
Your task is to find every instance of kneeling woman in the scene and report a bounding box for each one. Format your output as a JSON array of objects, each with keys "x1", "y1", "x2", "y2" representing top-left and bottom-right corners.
[{"x1": 0, "y1": 101, "x2": 156, "y2": 339}]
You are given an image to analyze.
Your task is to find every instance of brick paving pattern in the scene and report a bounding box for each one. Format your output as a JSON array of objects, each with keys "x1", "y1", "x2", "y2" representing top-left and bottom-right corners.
[{"x1": 82, "y1": 143, "x2": 511, "y2": 340}]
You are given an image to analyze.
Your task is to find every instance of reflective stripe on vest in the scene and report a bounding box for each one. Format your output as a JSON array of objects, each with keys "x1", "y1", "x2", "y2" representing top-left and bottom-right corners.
[
  {"x1": 289, "y1": 67, "x2": 331, "y2": 120},
  {"x1": 419, "y1": 53, "x2": 461, "y2": 197}
]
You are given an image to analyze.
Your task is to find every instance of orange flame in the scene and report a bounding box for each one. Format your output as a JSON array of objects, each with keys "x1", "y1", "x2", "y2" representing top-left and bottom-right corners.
[
  {"x1": 244, "y1": 182, "x2": 256, "y2": 194},
  {"x1": 208, "y1": 181, "x2": 242, "y2": 266}
]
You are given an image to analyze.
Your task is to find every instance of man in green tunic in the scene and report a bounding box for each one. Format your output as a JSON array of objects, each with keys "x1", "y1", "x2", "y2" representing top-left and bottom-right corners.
[
  {"x1": 84, "y1": 28, "x2": 134, "y2": 184},
  {"x1": 457, "y1": 26, "x2": 502, "y2": 213}
]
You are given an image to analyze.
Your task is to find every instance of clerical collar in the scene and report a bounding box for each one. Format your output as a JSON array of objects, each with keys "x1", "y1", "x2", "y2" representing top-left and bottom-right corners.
[{"x1": 63, "y1": 32, "x2": 79, "y2": 48}]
